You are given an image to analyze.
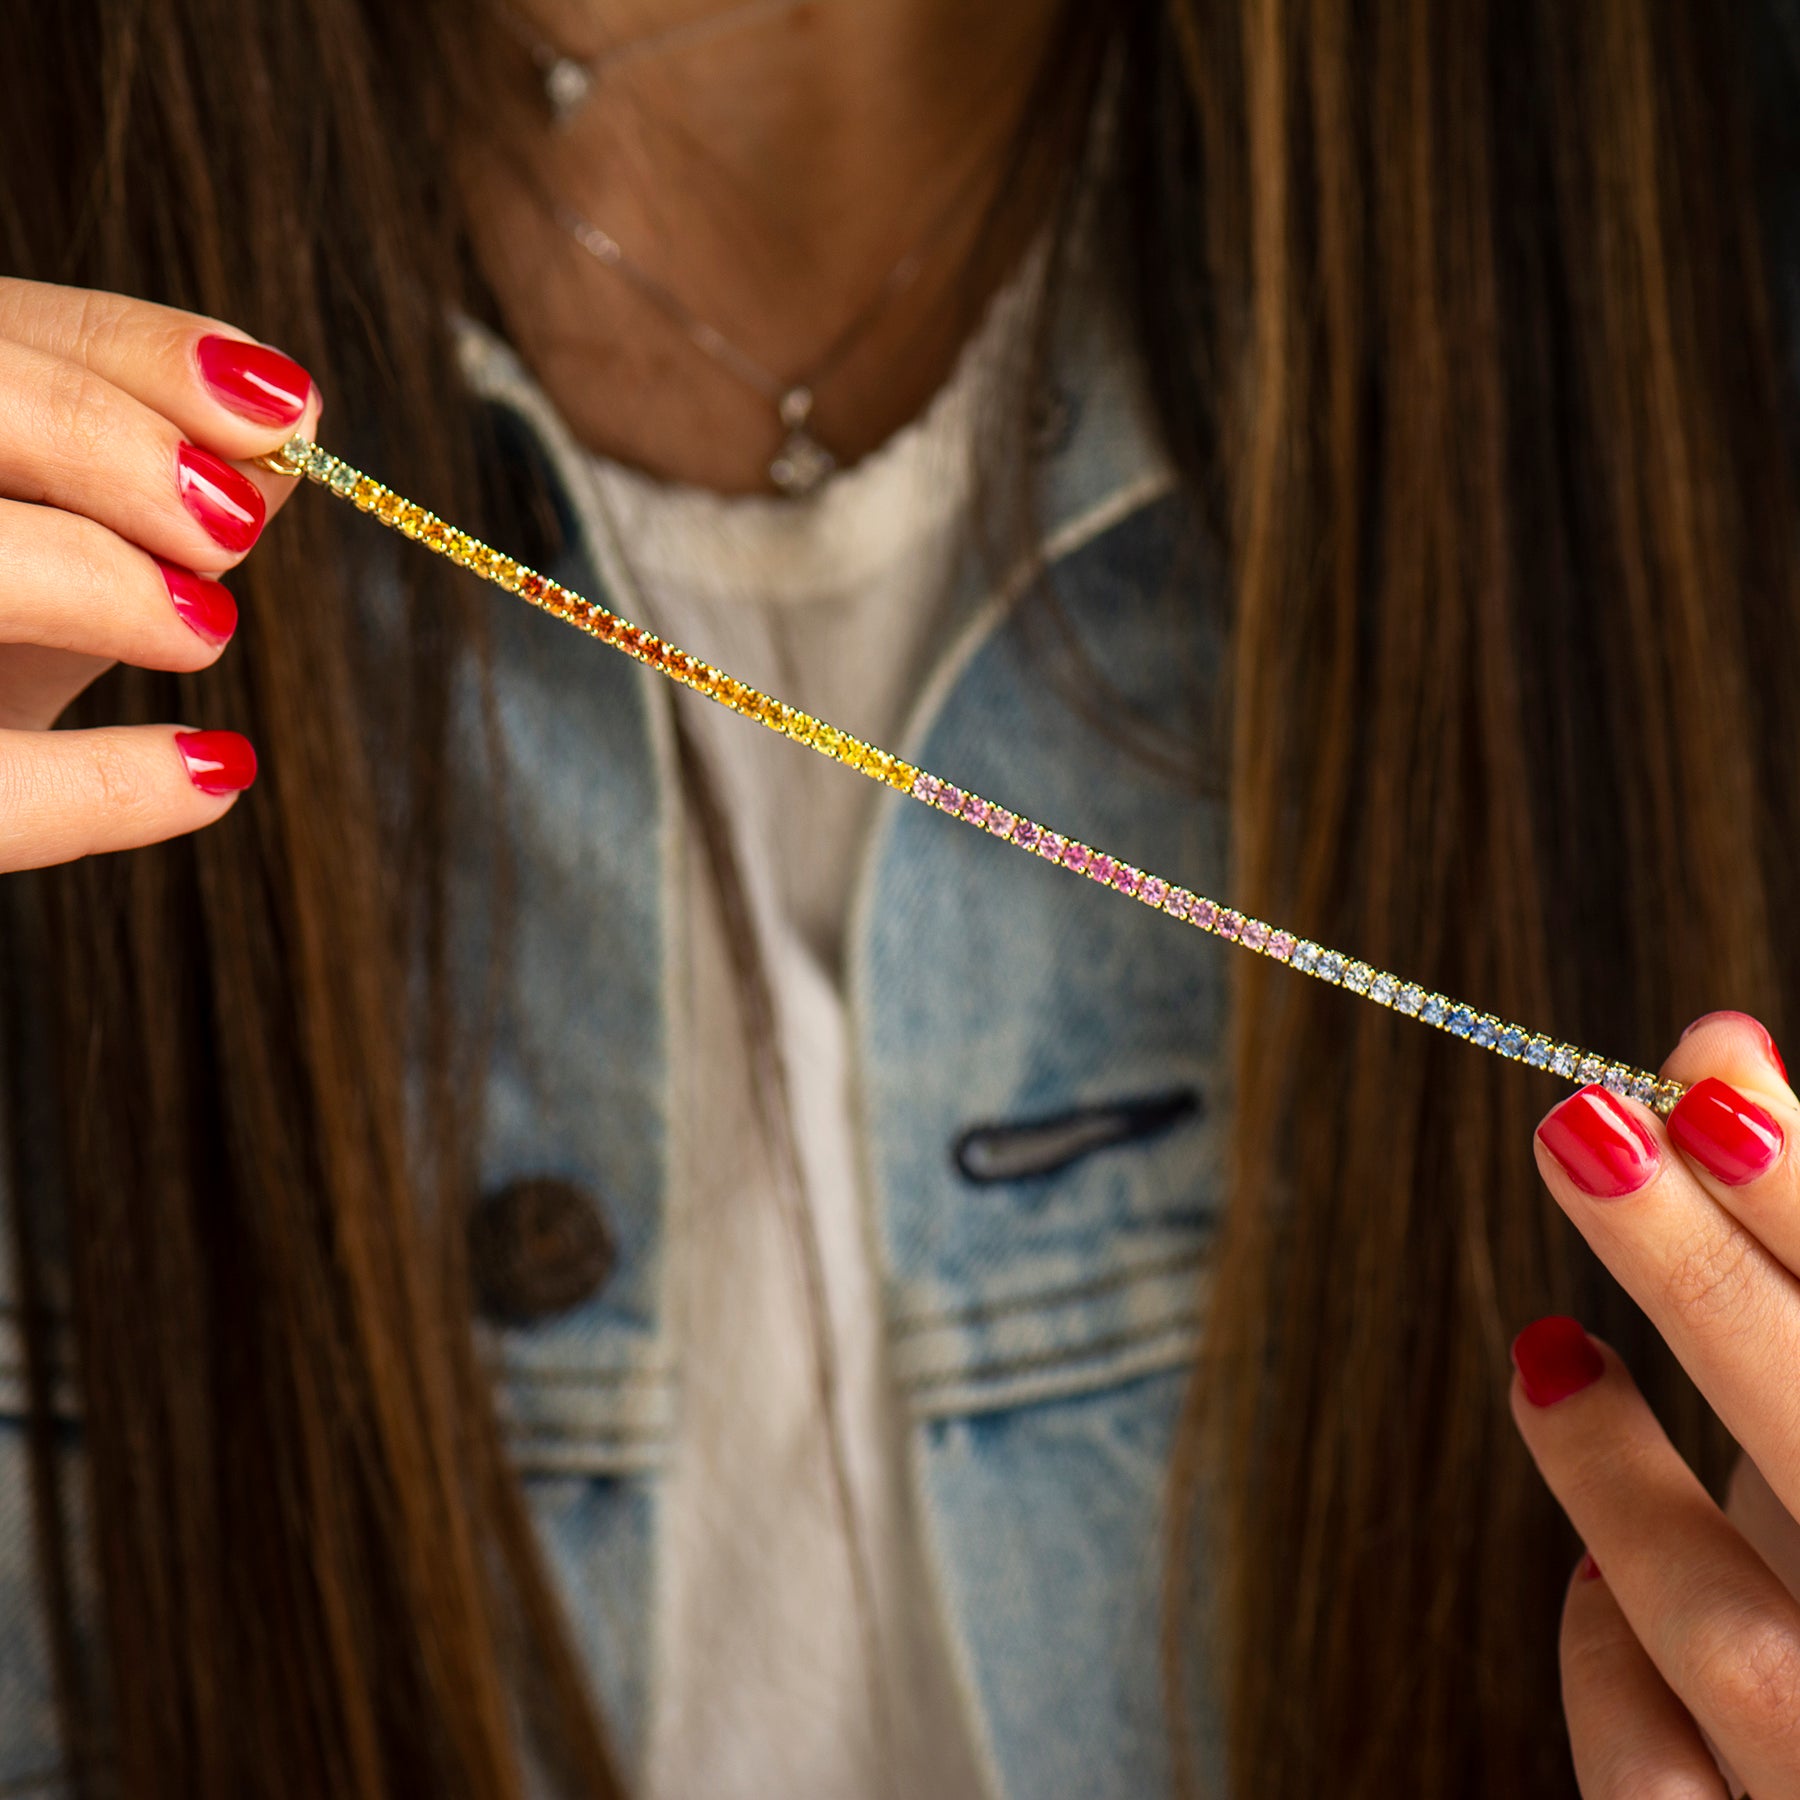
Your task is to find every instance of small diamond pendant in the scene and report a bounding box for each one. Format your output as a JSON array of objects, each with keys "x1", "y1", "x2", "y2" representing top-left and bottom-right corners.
[
  {"x1": 769, "y1": 430, "x2": 836, "y2": 496},
  {"x1": 769, "y1": 386, "x2": 836, "y2": 496},
  {"x1": 542, "y1": 55, "x2": 593, "y2": 125}
]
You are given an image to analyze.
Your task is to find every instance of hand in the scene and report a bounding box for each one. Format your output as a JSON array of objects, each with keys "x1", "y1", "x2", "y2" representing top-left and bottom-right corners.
[
  {"x1": 1509, "y1": 1009, "x2": 1800, "y2": 1797},
  {"x1": 0, "y1": 278, "x2": 321, "y2": 870}
]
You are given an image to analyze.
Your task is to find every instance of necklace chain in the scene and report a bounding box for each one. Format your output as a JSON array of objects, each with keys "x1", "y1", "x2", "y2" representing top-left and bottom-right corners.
[
  {"x1": 256, "y1": 431, "x2": 1692, "y2": 1122},
  {"x1": 550, "y1": 139, "x2": 996, "y2": 495},
  {"x1": 498, "y1": 0, "x2": 815, "y2": 125}
]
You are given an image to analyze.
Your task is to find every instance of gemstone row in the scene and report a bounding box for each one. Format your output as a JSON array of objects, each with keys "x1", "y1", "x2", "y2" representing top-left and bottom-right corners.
[
  {"x1": 267, "y1": 435, "x2": 1686, "y2": 1119},
  {"x1": 901, "y1": 771, "x2": 1681, "y2": 1114},
  {"x1": 274, "y1": 440, "x2": 918, "y2": 795}
]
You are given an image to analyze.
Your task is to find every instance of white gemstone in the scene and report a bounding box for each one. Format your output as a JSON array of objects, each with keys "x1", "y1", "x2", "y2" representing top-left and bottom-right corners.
[
  {"x1": 1396, "y1": 984, "x2": 1425, "y2": 1016},
  {"x1": 770, "y1": 429, "x2": 837, "y2": 496},
  {"x1": 545, "y1": 57, "x2": 593, "y2": 122}
]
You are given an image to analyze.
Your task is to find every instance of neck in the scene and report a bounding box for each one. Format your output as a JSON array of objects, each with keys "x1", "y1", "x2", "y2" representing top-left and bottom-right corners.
[{"x1": 460, "y1": 0, "x2": 1073, "y2": 494}]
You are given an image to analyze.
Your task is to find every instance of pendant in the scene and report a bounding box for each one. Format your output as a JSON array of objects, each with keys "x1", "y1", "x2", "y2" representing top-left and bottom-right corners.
[
  {"x1": 541, "y1": 55, "x2": 593, "y2": 126},
  {"x1": 768, "y1": 386, "x2": 837, "y2": 497}
]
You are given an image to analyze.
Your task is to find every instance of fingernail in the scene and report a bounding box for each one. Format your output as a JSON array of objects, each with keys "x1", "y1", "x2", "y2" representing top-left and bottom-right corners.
[
  {"x1": 174, "y1": 729, "x2": 257, "y2": 794},
  {"x1": 1668, "y1": 1076, "x2": 1783, "y2": 1187},
  {"x1": 155, "y1": 559, "x2": 236, "y2": 647},
  {"x1": 195, "y1": 335, "x2": 311, "y2": 428},
  {"x1": 1678, "y1": 1010, "x2": 1789, "y2": 1085},
  {"x1": 176, "y1": 443, "x2": 264, "y2": 553},
  {"x1": 1536, "y1": 1085, "x2": 1659, "y2": 1197},
  {"x1": 1510, "y1": 1315, "x2": 1605, "y2": 1406},
  {"x1": 1577, "y1": 1551, "x2": 1602, "y2": 1583}
]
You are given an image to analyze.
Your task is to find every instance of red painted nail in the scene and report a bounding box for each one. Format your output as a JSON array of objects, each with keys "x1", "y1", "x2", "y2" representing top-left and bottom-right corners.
[
  {"x1": 175, "y1": 443, "x2": 264, "y2": 553},
  {"x1": 155, "y1": 559, "x2": 236, "y2": 648},
  {"x1": 1577, "y1": 1551, "x2": 1602, "y2": 1583},
  {"x1": 1510, "y1": 1315, "x2": 1604, "y2": 1406},
  {"x1": 1668, "y1": 1076, "x2": 1783, "y2": 1187},
  {"x1": 1536, "y1": 1085, "x2": 1659, "y2": 1197},
  {"x1": 174, "y1": 729, "x2": 257, "y2": 795},
  {"x1": 195, "y1": 335, "x2": 311, "y2": 428},
  {"x1": 1678, "y1": 1010, "x2": 1788, "y2": 1084}
]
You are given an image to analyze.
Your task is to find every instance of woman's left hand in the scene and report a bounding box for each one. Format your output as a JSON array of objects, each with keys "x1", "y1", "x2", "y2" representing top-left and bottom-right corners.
[{"x1": 1510, "y1": 1010, "x2": 1800, "y2": 1799}]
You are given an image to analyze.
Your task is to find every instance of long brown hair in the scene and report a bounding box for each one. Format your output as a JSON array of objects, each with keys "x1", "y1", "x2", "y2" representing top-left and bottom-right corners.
[{"x1": 0, "y1": 2, "x2": 1795, "y2": 1797}]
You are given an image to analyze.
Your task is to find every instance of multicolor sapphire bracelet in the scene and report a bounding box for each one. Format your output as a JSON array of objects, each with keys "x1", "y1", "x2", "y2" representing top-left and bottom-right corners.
[{"x1": 257, "y1": 433, "x2": 1688, "y2": 1118}]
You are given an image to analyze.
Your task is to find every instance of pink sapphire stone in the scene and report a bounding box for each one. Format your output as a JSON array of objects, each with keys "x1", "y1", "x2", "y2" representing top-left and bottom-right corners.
[
  {"x1": 987, "y1": 808, "x2": 1016, "y2": 837},
  {"x1": 1140, "y1": 876, "x2": 1169, "y2": 906},
  {"x1": 1113, "y1": 866, "x2": 1142, "y2": 896},
  {"x1": 1089, "y1": 854, "x2": 1116, "y2": 884},
  {"x1": 914, "y1": 773, "x2": 942, "y2": 804},
  {"x1": 1243, "y1": 919, "x2": 1270, "y2": 949},
  {"x1": 1038, "y1": 832, "x2": 1067, "y2": 861},
  {"x1": 1062, "y1": 842, "x2": 1092, "y2": 873},
  {"x1": 937, "y1": 785, "x2": 964, "y2": 814},
  {"x1": 1164, "y1": 889, "x2": 1193, "y2": 918},
  {"x1": 962, "y1": 796, "x2": 992, "y2": 827},
  {"x1": 1268, "y1": 931, "x2": 1297, "y2": 961},
  {"x1": 1012, "y1": 819, "x2": 1042, "y2": 850},
  {"x1": 1216, "y1": 911, "x2": 1244, "y2": 941},
  {"x1": 1190, "y1": 898, "x2": 1218, "y2": 929}
]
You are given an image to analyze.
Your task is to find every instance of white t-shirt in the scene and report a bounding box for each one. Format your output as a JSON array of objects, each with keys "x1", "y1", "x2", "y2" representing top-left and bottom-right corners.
[{"x1": 569, "y1": 249, "x2": 1046, "y2": 1800}]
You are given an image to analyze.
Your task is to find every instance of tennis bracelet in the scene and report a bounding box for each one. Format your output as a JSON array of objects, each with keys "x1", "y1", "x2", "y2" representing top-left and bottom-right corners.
[{"x1": 257, "y1": 434, "x2": 1687, "y2": 1118}]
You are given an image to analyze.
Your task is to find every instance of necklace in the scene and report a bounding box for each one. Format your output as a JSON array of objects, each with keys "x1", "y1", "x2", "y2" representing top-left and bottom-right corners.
[
  {"x1": 550, "y1": 138, "x2": 996, "y2": 496},
  {"x1": 257, "y1": 430, "x2": 1692, "y2": 1120},
  {"x1": 498, "y1": 0, "x2": 815, "y2": 126}
]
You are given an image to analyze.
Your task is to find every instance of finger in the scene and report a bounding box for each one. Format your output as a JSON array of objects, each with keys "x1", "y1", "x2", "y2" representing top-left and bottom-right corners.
[
  {"x1": 1531, "y1": 1085, "x2": 1800, "y2": 1515},
  {"x1": 0, "y1": 280, "x2": 318, "y2": 455},
  {"x1": 1652, "y1": 1013, "x2": 1800, "y2": 1278},
  {"x1": 1510, "y1": 1323, "x2": 1800, "y2": 1794},
  {"x1": 1561, "y1": 1555, "x2": 1729, "y2": 1800},
  {"x1": 0, "y1": 337, "x2": 322, "y2": 578},
  {"x1": 0, "y1": 281, "x2": 322, "y2": 527},
  {"x1": 0, "y1": 723, "x2": 256, "y2": 871},
  {"x1": 1729, "y1": 1455, "x2": 1800, "y2": 1604},
  {"x1": 0, "y1": 501, "x2": 238, "y2": 727},
  {"x1": 0, "y1": 509, "x2": 241, "y2": 674}
]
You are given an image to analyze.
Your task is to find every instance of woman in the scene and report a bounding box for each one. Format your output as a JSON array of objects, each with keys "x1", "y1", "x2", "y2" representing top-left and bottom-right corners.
[{"x1": 0, "y1": 1, "x2": 1797, "y2": 1795}]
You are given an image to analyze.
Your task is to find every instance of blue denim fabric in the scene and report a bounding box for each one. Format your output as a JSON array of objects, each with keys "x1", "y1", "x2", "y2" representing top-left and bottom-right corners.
[{"x1": 0, "y1": 277, "x2": 1232, "y2": 1797}]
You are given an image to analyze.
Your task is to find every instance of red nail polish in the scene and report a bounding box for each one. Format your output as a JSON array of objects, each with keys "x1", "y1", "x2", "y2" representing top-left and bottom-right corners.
[
  {"x1": 1510, "y1": 1315, "x2": 1604, "y2": 1406},
  {"x1": 174, "y1": 729, "x2": 257, "y2": 794},
  {"x1": 1678, "y1": 1010, "x2": 1789, "y2": 1084},
  {"x1": 175, "y1": 443, "x2": 264, "y2": 553},
  {"x1": 1577, "y1": 1552, "x2": 1602, "y2": 1583},
  {"x1": 1668, "y1": 1076, "x2": 1783, "y2": 1187},
  {"x1": 195, "y1": 335, "x2": 311, "y2": 428},
  {"x1": 1536, "y1": 1085, "x2": 1659, "y2": 1197},
  {"x1": 155, "y1": 559, "x2": 236, "y2": 647}
]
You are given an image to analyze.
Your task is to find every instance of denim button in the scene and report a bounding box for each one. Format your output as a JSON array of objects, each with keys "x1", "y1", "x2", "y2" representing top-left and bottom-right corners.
[{"x1": 469, "y1": 1175, "x2": 614, "y2": 1323}]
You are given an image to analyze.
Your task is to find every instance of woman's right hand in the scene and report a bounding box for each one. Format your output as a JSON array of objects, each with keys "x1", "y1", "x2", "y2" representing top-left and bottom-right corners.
[{"x1": 0, "y1": 278, "x2": 320, "y2": 871}]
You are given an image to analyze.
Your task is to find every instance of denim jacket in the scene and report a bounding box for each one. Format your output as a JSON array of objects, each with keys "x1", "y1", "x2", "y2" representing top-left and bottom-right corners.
[{"x1": 0, "y1": 269, "x2": 1237, "y2": 1797}]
